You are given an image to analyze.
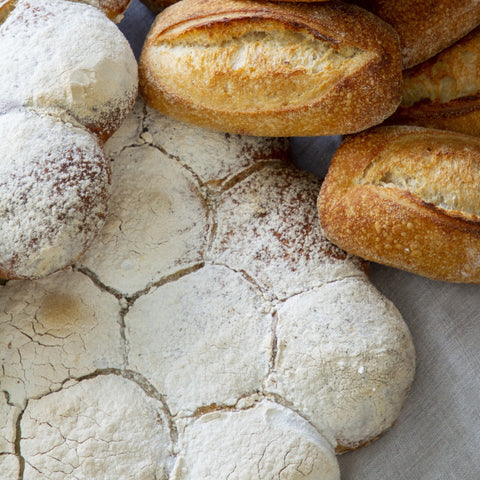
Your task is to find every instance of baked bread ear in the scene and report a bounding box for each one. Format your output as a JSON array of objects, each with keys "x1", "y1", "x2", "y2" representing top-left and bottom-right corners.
[
  {"x1": 139, "y1": 0, "x2": 333, "y2": 15},
  {"x1": 389, "y1": 26, "x2": 480, "y2": 137},
  {"x1": 318, "y1": 125, "x2": 480, "y2": 283},
  {"x1": 139, "y1": 0, "x2": 402, "y2": 136},
  {"x1": 347, "y1": 0, "x2": 480, "y2": 69}
]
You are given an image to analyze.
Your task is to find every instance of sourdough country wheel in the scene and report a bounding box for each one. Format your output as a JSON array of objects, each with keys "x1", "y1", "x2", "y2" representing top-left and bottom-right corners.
[{"x1": 0, "y1": 99, "x2": 416, "y2": 479}]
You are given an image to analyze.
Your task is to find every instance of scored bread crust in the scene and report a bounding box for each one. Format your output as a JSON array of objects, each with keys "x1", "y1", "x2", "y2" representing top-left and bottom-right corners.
[
  {"x1": 389, "y1": 26, "x2": 480, "y2": 137},
  {"x1": 318, "y1": 125, "x2": 480, "y2": 283},
  {"x1": 348, "y1": 0, "x2": 480, "y2": 69},
  {"x1": 139, "y1": 0, "x2": 402, "y2": 136}
]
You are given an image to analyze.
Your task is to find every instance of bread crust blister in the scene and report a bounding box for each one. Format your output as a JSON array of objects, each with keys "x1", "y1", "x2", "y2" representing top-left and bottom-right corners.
[
  {"x1": 318, "y1": 125, "x2": 480, "y2": 283},
  {"x1": 139, "y1": 0, "x2": 402, "y2": 136}
]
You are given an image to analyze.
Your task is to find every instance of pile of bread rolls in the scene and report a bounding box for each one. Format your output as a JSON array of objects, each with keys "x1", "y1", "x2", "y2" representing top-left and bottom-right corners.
[
  {"x1": 139, "y1": 0, "x2": 480, "y2": 283},
  {"x1": 0, "y1": 0, "x2": 137, "y2": 279}
]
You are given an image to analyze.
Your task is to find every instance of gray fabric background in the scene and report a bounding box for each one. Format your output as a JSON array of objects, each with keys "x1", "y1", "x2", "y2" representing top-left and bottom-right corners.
[{"x1": 119, "y1": 4, "x2": 480, "y2": 477}]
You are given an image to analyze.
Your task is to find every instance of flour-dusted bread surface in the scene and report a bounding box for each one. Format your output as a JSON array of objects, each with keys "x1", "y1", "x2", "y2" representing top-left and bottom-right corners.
[
  {"x1": 139, "y1": 0, "x2": 402, "y2": 136},
  {"x1": 0, "y1": 270, "x2": 124, "y2": 407},
  {"x1": 126, "y1": 264, "x2": 273, "y2": 416},
  {"x1": 318, "y1": 125, "x2": 480, "y2": 282},
  {"x1": 265, "y1": 277, "x2": 415, "y2": 452},
  {"x1": 390, "y1": 26, "x2": 480, "y2": 136},
  {"x1": 1, "y1": 99, "x2": 415, "y2": 479},
  {"x1": 172, "y1": 401, "x2": 340, "y2": 480},
  {"x1": 0, "y1": 0, "x2": 138, "y2": 142},
  {"x1": 0, "y1": 392, "x2": 19, "y2": 455},
  {"x1": 348, "y1": 0, "x2": 480, "y2": 69},
  {"x1": 0, "y1": 110, "x2": 110, "y2": 280},
  {"x1": 21, "y1": 375, "x2": 173, "y2": 480},
  {"x1": 209, "y1": 163, "x2": 365, "y2": 300}
]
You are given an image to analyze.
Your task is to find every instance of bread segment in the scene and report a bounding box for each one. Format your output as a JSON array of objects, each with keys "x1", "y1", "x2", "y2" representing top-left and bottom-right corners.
[
  {"x1": 318, "y1": 126, "x2": 480, "y2": 283},
  {"x1": 140, "y1": 0, "x2": 402, "y2": 136}
]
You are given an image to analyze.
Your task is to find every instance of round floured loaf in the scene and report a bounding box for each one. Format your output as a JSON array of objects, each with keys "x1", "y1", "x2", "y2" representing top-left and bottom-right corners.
[
  {"x1": 0, "y1": 0, "x2": 138, "y2": 279},
  {"x1": 0, "y1": 99, "x2": 415, "y2": 479},
  {"x1": 139, "y1": 0, "x2": 402, "y2": 136},
  {"x1": 318, "y1": 125, "x2": 480, "y2": 283},
  {"x1": 0, "y1": 110, "x2": 110, "y2": 280},
  {"x1": 0, "y1": 0, "x2": 138, "y2": 142}
]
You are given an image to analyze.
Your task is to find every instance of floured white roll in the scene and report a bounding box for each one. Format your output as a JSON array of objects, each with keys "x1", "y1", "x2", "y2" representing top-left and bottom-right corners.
[
  {"x1": 0, "y1": 0, "x2": 138, "y2": 142},
  {"x1": 0, "y1": 110, "x2": 110, "y2": 280},
  {"x1": 0, "y1": 270, "x2": 124, "y2": 407},
  {"x1": 1, "y1": 99, "x2": 415, "y2": 479}
]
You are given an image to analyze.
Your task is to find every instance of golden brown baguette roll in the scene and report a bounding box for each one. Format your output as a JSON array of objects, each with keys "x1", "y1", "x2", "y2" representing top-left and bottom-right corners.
[
  {"x1": 348, "y1": 0, "x2": 480, "y2": 69},
  {"x1": 318, "y1": 125, "x2": 480, "y2": 283},
  {"x1": 139, "y1": 0, "x2": 402, "y2": 137},
  {"x1": 389, "y1": 26, "x2": 480, "y2": 137}
]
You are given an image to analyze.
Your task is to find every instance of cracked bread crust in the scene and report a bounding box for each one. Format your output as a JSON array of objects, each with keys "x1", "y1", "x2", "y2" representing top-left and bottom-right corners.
[
  {"x1": 318, "y1": 125, "x2": 480, "y2": 283},
  {"x1": 139, "y1": 0, "x2": 402, "y2": 136}
]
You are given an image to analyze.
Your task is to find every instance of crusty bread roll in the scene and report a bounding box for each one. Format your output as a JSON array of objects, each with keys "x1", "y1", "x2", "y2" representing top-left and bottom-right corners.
[
  {"x1": 318, "y1": 125, "x2": 480, "y2": 283},
  {"x1": 347, "y1": 0, "x2": 480, "y2": 69},
  {"x1": 139, "y1": 0, "x2": 402, "y2": 136},
  {"x1": 81, "y1": 0, "x2": 132, "y2": 22},
  {"x1": 0, "y1": 0, "x2": 138, "y2": 279},
  {"x1": 389, "y1": 26, "x2": 480, "y2": 137}
]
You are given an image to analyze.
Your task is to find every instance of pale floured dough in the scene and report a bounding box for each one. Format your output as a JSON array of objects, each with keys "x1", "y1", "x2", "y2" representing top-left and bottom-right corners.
[
  {"x1": 126, "y1": 264, "x2": 272, "y2": 416},
  {"x1": 0, "y1": 453, "x2": 20, "y2": 478},
  {"x1": 0, "y1": 270, "x2": 123, "y2": 407},
  {"x1": 0, "y1": 110, "x2": 110, "y2": 279},
  {"x1": 79, "y1": 143, "x2": 209, "y2": 295},
  {"x1": 265, "y1": 277, "x2": 416, "y2": 451},
  {"x1": 21, "y1": 374, "x2": 173, "y2": 480},
  {"x1": 209, "y1": 163, "x2": 365, "y2": 300},
  {"x1": 144, "y1": 105, "x2": 289, "y2": 186},
  {"x1": 0, "y1": 0, "x2": 138, "y2": 138},
  {"x1": 0, "y1": 392, "x2": 19, "y2": 454},
  {"x1": 171, "y1": 400, "x2": 340, "y2": 480}
]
